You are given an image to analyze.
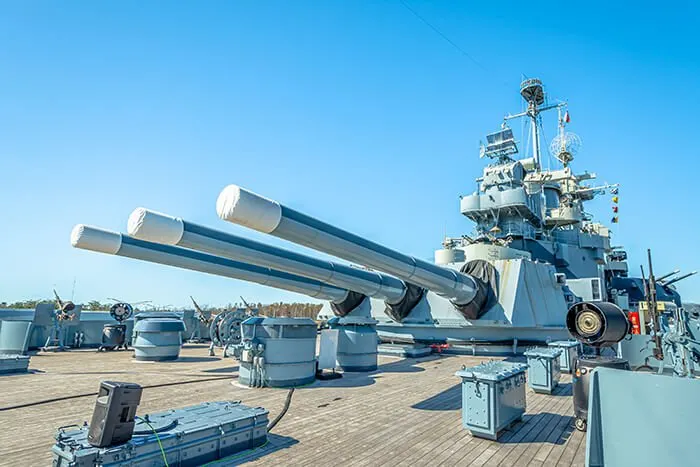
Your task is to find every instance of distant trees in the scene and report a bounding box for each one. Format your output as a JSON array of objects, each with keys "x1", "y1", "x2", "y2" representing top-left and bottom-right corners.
[
  {"x1": 259, "y1": 302, "x2": 323, "y2": 319},
  {"x1": 2, "y1": 298, "x2": 53, "y2": 309},
  {"x1": 1, "y1": 298, "x2": 324, "y2": 319},
  {"x1": 198, "y1": 301, "x2": 323, "y2": 319},
  {"x1": 87, "y1": 300, "x2": 110, "y2": 311}
]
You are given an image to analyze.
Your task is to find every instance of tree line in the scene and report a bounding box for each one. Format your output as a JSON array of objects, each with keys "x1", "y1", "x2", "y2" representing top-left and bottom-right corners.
[{"x1": 0, "y1": 298, "x2": 324, "y2": 319}]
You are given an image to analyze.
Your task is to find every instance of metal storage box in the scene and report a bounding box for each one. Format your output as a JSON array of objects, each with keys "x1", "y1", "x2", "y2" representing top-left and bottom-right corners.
[
  {"x1": 455, "y1": 361, "x2": 528, "y2": 440},
  {"x1": 547, "y1": 340, "x2": 579, "y2": 373},
  {"x1": 524, "y1": 347, "x2": 562, "y2": 394},
  {"x1": 51, "y1": 401, "x2": 268, "y2": 467},
  {"x1": 0, "y1": 354, "x2": 30, "y2": 374}
]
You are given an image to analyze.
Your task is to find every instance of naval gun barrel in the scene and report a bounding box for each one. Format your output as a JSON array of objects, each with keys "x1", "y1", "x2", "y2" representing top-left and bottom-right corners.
[
  {"x1": 216, "y1": 185, "x2": 478, "y2": 306},
  {"x1": 656, "y1": 269, "x2": 681, "y2": 283},
  {"x1": 70, "y1": 224, "x2": 349, "y2": 302},
  {"x1": 663, "y1": 271, "x2": 697, "y2": 287},
  {"x1": 127, "y1": 208, "x2": 406, "y2": 304}
]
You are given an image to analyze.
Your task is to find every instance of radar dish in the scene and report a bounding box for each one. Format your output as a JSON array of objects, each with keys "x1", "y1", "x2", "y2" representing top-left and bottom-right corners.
[{"x1": 550, "y1": 131, "x2": 582, "y2": 166}]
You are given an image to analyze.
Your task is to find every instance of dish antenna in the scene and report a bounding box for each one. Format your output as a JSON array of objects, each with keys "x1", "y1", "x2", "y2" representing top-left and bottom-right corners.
[
  {"x1": 549, "y1": 106, "x2": 581, "y2": 166},
  {"x1": 550, "y1": 131, "x2": 582, "y2": 166}
]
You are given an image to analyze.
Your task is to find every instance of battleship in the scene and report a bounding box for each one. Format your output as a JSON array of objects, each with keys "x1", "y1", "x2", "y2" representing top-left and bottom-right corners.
[
  {"x1": 63, "y1": 78, "x2": 691, "y2": 352},
  {"x1": 2, "y1": 79, "x2": 699, "y2": 467}
]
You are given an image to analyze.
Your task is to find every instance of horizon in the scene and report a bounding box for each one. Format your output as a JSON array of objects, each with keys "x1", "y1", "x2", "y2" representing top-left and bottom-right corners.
[{"x1": 2, "y1": 1, "x2": 698, "y2": 306}]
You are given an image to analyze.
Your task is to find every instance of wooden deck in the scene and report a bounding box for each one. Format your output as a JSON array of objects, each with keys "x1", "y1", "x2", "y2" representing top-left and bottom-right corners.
[{"x1": 0, "y1": 345, "x2": 585, "y2": 466}]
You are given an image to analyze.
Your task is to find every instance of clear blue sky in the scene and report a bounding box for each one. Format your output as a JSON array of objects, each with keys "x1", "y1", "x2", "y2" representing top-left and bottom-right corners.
[{"x1": 1, "y1": 1, "x2": 698, "y2": 307}]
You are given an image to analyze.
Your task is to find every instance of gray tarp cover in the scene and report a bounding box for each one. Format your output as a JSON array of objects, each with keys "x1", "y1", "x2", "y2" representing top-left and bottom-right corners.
[
  {"x1": 331, "y1": 291, "x2": 367, "y2": 317},
  {"x1": 384, "y1": 282, "x2": 425, "y2": 322},
  {"x1": 455, "y1": 260, "x2": 499, "y2": 320}
]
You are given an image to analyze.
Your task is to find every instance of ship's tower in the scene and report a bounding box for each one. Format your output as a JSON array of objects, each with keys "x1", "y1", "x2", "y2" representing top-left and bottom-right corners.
[{"x1": 520, "y1": 78, "x2": 546, "y2": 169}]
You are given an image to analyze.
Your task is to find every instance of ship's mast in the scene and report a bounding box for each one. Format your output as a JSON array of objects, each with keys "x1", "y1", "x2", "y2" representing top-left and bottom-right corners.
[{"x1": 504, "y1": 78, "x2": 565, "y2": 171}]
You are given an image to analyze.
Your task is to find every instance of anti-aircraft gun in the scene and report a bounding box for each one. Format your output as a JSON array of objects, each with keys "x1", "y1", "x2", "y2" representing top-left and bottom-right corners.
[
  {"x1": 187, "y1": 296, "x2": 212, "y2": 343},
  {"x1": 41, "y1": 289, "x2": 78, "y2": 351},
  {"x1": 618, "y1": 251, "x2": 700, "y2": 376},
  {"x1": 568, "y1": 249, "x2": 699, "y2": 432}
]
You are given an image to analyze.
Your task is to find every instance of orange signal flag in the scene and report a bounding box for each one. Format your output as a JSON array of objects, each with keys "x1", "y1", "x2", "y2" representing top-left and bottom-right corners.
[{"x1": 612, "y1": 196, "x2": 619, "y2": 203}]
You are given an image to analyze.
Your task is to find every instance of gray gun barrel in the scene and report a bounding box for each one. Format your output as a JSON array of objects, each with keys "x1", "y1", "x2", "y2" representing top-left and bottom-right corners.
[
  {"x1": 657, "y1": 269, "x2": 681, "y2": 283},
  {"x1": 663, "y1": 271, "x2": 697, "y2": 287},
  {"x1": 127, "y1": 208, "x2": 407, "y2": 304},
  {"x1": 70, "y1": 224, "x2": 349, "y2": 302},
  {"x1": 216, "y1": 185, "x2": 478, "y2": 305}
]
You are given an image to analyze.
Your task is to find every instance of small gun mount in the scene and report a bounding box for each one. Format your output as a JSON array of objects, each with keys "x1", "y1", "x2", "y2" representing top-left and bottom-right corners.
[
  {"x1": 188, "y1": 296, "x2": 212, "y2": 343},
  {"x1": 641, "y1": 250, "x2": 664, "y2": 361},
  {"x1": 42, "y1": 289, "x2": 77, "y2": 351}
]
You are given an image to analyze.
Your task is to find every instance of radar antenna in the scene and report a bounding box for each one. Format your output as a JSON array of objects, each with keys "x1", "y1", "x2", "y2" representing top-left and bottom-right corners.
[
  {"x1": 503, "y1": 78, "x2": 567, "y2": 171},
  {"x1": 549, "y1": 106, "x2": 581, "y2": 166}
]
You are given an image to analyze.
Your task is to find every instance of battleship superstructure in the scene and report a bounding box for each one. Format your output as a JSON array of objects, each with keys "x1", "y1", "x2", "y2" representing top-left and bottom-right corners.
[{"x1": 69, "y1": 78, "x2": 689, "y2": 351}]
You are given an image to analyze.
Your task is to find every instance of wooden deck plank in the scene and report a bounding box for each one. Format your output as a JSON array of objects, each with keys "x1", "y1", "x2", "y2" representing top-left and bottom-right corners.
[
  {"x1": 453, "y1": 381, "x2": 566, "y2": 466},
  {"x1": 479, "y1": 382, "x2": 571, "y2": 467},
  {"x1": 0, "y1": 346, "x2": 585, "y2": 466}
]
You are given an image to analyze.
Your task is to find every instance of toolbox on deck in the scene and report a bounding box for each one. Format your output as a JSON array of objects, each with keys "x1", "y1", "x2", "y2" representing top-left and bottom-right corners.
[{"x1": 455, "y1": 361, "x2": 528, "y2": 440}]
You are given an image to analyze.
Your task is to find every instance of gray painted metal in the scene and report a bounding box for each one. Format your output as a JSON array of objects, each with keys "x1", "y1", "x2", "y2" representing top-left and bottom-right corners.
[
  {"x1": 217, "y1": 185, "x2": 478, "y2": 305},
  {"x1": 586, "y1": 367, "x2": 700, "y2": 466},
  {"x1": 0, "y1": 320, "x2": 33, "y2": 355},
  {"x1": 71, "y1": 225, "x2": 349, "y2": 303},
  {"x1": 377, "y1": 343, "x2": 432, "y2": 358},
  {"x1": 548, "y1": 340, "x2": 580, "y2": 373},
  {"x1": 455, "y1": 361, "x2": 528, "y2": 440},
  {"x1": 128, "y1": 209, "x2": 406, "y2": 304},
  {"x1": 131, "y1": 312, "x2": 180, "y2": 344},
  {"x1": 51, "y1": 401, "x2": 268, "y2": 467},
  {"x1": 100, "y1": 324, "x2": 127, "y2": 349},
  {"x1": 0, "y1": 354, "x2": 30, "y2": 374},
  {"x1": 238, "y1": 317, "x2": 316, "y2": 387},
  {"x1": 317, "y1": 257, "x2": 572, "y2": 350},
  {"x1": 524, "y1": 347, "x2": 562, "y2": 394},
  {"x1": 132, "y1": 318, "x2": 186, "y2": 361},
  {"x1": 327, "y1": 316, "x2": 378, "y2": 372}
]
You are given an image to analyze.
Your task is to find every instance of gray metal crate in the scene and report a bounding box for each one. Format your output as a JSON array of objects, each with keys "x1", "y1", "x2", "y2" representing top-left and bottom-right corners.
[
  {"x1": 455, "y1": 361, "x2": 528, "y2": 440},
  {"x1": 0, "y1": 354, "x2": 30, "y2": 374},
  {"x1": 547, "y1": 340, "x2": 579, "y2": 373},
  {"x1": 524, "y1": 347, "x2": 562, "y2": 394},
  {"x1": 51, "y1": 401, "x2": 268, "y2": 467}
]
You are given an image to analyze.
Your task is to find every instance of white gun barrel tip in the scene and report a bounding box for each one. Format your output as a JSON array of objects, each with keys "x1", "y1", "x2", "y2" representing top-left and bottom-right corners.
[
  {"x1": 127, "y1": 207, "x2": 184, "y2": 245},
  {"x1": 216, "y1": 184, "x2": 282, "y2": 234}
]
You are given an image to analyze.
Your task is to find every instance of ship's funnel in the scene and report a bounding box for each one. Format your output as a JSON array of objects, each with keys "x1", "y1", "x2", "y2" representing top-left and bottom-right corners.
[
  {"x1": 70, "y1": 224, "x2": 349, "y2": 302},
  {"x1": 216, "y1": 185, "x2": 478, "y2": 306},
  {"x1": 127, "y1": 208, "x2": 406, "y2": 306}
]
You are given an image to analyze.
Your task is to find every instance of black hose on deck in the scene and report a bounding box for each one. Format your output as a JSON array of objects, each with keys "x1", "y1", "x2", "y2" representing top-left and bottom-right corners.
[
  {"x1": 0, "y1": 376, "x2": 232, "y2": 412},
  {"x1": 267, "y1": 388, "x2": 295, "y2": 432}
]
